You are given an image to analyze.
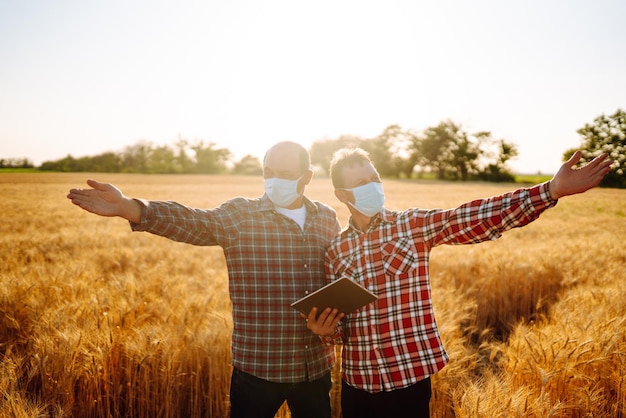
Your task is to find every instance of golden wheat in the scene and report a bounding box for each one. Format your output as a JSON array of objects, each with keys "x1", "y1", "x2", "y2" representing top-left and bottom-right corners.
[{"x1": 1, "y1": 173, "x2": 624, "y2": 417}]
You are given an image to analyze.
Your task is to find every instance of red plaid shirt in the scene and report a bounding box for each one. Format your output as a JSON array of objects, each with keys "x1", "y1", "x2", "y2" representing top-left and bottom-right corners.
[
  {"x1": 131, "y1": 194, "x2": 341, "y2": 383},
  {"x1": 325, "y1": 183, "x2": 557, "y2": 392}
]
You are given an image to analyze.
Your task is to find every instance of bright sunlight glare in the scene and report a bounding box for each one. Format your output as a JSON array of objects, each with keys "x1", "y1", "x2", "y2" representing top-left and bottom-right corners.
[{"x1": 0, "y1": 0, "x2": 625, "y2": 174}]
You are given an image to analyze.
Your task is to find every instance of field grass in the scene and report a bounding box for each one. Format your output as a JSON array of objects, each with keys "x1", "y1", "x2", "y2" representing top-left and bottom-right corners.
[{"x1": 1, "y1": 172, "x2": 624, "y2": 417}]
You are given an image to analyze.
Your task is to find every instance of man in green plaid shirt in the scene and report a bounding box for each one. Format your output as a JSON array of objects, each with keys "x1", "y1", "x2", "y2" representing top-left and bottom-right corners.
[{"x1": 68, "y1": 141, "x2": 341, "y2": 418}]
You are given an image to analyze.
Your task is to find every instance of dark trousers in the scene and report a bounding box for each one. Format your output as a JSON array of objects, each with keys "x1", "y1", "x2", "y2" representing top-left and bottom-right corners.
[
  {"x1": 229, "y1": 368, "x2": 332, "y2": 418},
  {"x1": 341, "y1": 377, "x2": 432, "y2": 418}
]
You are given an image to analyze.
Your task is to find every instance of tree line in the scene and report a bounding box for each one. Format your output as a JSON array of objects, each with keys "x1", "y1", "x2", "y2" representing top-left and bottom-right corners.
[
  {"x1": 38, "y1": 139, "x2": 244, "y2": 175},
  {"x1": 5, "y1": 110, "x2": 625, "y2": 187},
  {"x1": 310, "y1": 121, "x2": 519, "y2": 182},
  {"x1": 0, "y1": 157, "x2": 35, "y2": 169},
  {"x1": 32, "y1": 120, "x2": 519, "y2": 182}
]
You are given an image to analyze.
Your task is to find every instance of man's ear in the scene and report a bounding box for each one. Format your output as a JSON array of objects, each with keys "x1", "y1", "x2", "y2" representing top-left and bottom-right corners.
[
  {"x1": 303, "y1": 169, "x2": 313, "y2": 185},
  {"x1": 334, "y1": 189, "x2": 346, "y2": 203}
]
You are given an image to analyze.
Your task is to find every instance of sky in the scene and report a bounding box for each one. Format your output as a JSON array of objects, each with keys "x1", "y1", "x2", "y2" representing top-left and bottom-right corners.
[{"x1": 1, "y1": 0, "x2": 625, "y2": 174}]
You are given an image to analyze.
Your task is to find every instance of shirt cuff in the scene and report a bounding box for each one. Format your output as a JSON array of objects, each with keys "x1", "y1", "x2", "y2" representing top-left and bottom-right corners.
[
  {"x1": 129, "y1": 199, "x2": 149, "y2": 230},
  {"x1": 539, "y1": 181, "x2": 558, "y2": 204},
  {"x1": 318, "y1": 328, "x2": 343, "y2": 346}
]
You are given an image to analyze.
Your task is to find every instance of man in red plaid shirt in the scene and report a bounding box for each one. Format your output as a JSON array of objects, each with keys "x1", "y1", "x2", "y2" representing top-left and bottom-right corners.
[
  {"x1": 68, "y1": 142, "x2": 341, "y2": 418},
  {"x1": 306, "y1": 147, "x2": 612, "y2": 417}
]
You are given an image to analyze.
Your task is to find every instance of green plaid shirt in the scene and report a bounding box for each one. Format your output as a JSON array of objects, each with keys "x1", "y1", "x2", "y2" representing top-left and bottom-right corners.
[{"x1": 131, "y1": 194, "x2": 341, "y2": 383}]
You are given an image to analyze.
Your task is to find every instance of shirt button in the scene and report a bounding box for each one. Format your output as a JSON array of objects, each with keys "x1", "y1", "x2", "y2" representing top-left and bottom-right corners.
[
  {"x1": 304, "y1": 264, "x2": 308, "y2": 269},
  {"x1": 305, "y1": 290, "x2": 309, "y2": 295}
]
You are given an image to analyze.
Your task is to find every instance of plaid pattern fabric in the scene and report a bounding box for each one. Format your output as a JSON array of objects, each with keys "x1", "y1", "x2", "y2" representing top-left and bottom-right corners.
[
  {"x1": 131, "y1": 194, "x2": 341, "y2": 383},
  {"x1": 326, "y1": 182, "x2": 556, "y2": 393}
]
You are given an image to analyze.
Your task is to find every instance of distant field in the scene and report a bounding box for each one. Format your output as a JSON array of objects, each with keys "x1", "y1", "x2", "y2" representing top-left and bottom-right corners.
[
  {"x1": 1, "y1": 173, "x2": 624, "y2": 417},
  {"x1": 0, "y1": 167, "x2": 40, "y2": 173},
  {"x1": 514, "y1": 173, "x2": 553, "y2": 185}
]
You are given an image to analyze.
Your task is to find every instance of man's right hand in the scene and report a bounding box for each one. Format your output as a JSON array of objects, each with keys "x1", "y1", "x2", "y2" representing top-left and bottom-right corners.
[
  {"x1": 548, "y1": 151, "x2": 613, "y2": 199},
  {"x1": 67, "y1": 179, "x2": 142, "y2": 222},
  {"x1": 304, "y1": 307, "x2": 344, "y2": 337}
]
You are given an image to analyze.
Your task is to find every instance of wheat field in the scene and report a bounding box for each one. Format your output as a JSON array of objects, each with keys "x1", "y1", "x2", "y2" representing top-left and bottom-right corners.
[{"x1": 1, "y1": 172, "x2": 624, "y2": 417}]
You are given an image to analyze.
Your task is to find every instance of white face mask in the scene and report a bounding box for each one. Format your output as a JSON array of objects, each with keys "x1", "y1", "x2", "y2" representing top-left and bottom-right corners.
[
  {"x1": 264, "y1": 175, "x2": 302, "y2": 208},
  {"x1": 343, "y1": 182, "x2": 385, "y2": 217}
]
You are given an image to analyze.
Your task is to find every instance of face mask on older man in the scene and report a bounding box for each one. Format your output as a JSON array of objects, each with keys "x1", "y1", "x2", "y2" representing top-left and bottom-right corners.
[{"x1": 264, "y1": 175, "x2": 303, "y2": 208}]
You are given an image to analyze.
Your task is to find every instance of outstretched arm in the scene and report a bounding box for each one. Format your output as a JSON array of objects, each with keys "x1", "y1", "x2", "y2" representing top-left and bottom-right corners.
[
  {"x1": 549, "y1": 151, "x2": 613, "y2": 200},
  {"x1": 67, "y1": 179, "x2": 143, "y2": 223}
]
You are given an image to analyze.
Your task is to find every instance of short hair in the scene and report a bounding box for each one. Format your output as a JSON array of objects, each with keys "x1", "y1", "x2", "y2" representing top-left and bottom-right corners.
[
  {"x1": 263, "y1": 141, "x2": 311, "y2": 173},
  {"x1": 329, "y1": 147, "x2": 373, "y2": 189}
]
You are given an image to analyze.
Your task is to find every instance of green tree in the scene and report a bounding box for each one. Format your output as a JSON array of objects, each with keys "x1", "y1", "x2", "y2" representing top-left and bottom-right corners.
[
  {"x1": 0, "y1": 157, "x2": 34, "y2": 168},
  {"x1": 417, "y1": 120, "x2": 462, "y2": 180},
  {"x1": 310, "y1": 135, "x2": 362, "y2": 175},
  {"x1": 40, "y1": 155, "x2": 84, "y2": 171},
  {"x1": 148, "y1": 145, "x2": 178, "y2": 174},
  {"x1": 367, "y1": 124, "x2": 419, "y2": 178},
  {"x1": 174, "y1": 138, "x2": 194, "y2": 173},
  {"x1": 475, "y1": 132, "x2": 518, "y2": 182},
  {"x1": 413, "y1": 121, "x2": 518, "y2": 182},
  {"x1": 232, "y1": 154, "x2": 262, "y2": 175},
  {"x1": 564, "y1": 109, "x2": 625, "y2": 188},
  {"x1": 88, "y1": 152, "x2": 123, "y2": 172},
  {"x1": 359, "y1": 136, "x2": 395, "y2": 178},
  {"x1": 448, "y1": 130, "x2": 481, "y2": 181},
  {"x1": 122, "y1": 141, "x2": 152, "y2": 173},
  {"x1": 190, "y1": 141, "x2": 231, "y2": 174},
  {"x1": 310, "y1": 126, "x2": 419, "y2": 178}
]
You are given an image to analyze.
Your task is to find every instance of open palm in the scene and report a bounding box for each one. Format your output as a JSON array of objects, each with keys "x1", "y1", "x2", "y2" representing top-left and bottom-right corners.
[{"x1": 67, "y1": 179, "x2": 125, "y2": 217}]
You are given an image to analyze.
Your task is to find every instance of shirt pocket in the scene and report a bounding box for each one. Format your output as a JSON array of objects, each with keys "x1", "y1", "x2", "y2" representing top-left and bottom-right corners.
[{"x1": 380, "y1": 238, "x2": 418, "y2": 276}]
